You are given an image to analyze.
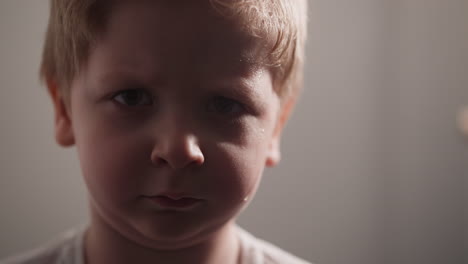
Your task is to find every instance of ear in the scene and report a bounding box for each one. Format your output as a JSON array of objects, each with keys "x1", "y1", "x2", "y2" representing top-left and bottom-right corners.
[
  {"x1": 46, "y1": 78, "x2": 75, "y2": 147},
  {"x1": 265, "y1": 96, "x2": 296, "y2": 167}
]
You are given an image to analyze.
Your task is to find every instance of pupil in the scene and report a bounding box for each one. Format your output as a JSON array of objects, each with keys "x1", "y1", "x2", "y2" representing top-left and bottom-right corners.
[
  {"x1": 124, "y1": 90, "x2": 141, "y2": 105},
  {"x1": 215, "y1": 98, "x2": 233, "y2": 113}
]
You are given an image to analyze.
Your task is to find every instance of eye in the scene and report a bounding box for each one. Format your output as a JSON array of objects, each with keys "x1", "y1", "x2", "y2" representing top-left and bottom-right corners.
[
  {"x1": 113, "y1": 89, "x2": 153, "y2": 106},
  {"x1": 207, "y1": 96, "x2": 244, "y2": 115}
]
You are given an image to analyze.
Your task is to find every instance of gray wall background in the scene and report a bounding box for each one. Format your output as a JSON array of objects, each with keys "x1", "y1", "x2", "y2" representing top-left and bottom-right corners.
[{"x1": 0, "y1": 1, "x2": 466, "y2": 264}]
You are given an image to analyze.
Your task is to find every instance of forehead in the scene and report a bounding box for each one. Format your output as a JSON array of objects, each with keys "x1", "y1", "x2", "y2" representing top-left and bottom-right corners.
[{"x1": 90, "y1": 0, "x2": 267, "y2": 82}]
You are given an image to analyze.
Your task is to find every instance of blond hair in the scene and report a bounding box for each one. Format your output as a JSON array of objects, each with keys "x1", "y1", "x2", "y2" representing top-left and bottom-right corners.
[{"x1": 40, "y1": 0, "x2": 308, "y2": 105}]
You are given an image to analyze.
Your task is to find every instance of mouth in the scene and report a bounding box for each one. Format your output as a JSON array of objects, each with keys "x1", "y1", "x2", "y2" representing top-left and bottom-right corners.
[{"x1": 144, "y1": 194, "x2": 203, "y2": 210}]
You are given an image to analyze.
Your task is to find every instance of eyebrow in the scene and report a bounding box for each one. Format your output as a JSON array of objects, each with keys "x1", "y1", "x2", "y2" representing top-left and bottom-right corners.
[{"x1": 94, "y1": 69, "x2": 168, "y2": 90}]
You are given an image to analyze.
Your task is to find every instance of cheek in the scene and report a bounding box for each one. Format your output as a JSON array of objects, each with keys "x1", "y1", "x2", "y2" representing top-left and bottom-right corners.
[
  {"x1": 202, "y1": 111, "x2": 278, "y2": 204},
  {"x1": 204, "y1": 131, "x2": 269, "y2": 206},
  {"x1": 74, "y1": 116, "x2": 149, "y2": 206}
]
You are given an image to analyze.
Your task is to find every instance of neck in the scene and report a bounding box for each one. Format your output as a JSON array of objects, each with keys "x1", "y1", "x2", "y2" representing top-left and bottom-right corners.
[{"x1": 84, "y1": 208, "x2": 240, "y2": 264}]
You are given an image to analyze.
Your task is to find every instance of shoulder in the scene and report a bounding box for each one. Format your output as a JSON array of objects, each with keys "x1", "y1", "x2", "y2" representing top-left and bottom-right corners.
[
  {"x1": 236, "y1": 226, "x2": 313, "y2": 264},
  {"x1": 1, "y1": 227, "x2": 86, "y2": 264}
]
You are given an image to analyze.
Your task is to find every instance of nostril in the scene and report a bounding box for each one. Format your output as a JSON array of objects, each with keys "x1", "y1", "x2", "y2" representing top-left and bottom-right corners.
[{"x1": 150, "y1": 155, "x2": 169, "y2": 168}]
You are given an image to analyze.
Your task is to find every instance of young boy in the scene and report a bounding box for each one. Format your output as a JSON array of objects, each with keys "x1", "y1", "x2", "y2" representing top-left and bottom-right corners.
[{"x1": 4, "y1": 0, "x2": 310, "y2": 263}]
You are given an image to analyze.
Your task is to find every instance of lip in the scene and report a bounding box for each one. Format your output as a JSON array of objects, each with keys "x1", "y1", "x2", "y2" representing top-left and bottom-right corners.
[{"x1": 144, "y1": 195, "x2": 203, "y2": 210}]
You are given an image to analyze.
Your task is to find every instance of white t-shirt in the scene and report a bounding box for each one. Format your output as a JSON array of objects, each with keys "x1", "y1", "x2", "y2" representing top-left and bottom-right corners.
[{"x1": 2, "y1": 226, "x2": 312, "y2": 264}]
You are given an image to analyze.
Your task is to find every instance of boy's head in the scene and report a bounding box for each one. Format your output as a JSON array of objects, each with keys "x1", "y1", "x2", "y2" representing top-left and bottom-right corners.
[{"x1": 42, "y1": 0, "x2": 307, "y2": 251}]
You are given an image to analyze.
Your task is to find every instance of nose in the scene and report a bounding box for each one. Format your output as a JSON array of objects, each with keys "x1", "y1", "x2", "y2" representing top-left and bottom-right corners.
[{"x1": 150, "y1": 130, "x2": 205, "y2": 170}]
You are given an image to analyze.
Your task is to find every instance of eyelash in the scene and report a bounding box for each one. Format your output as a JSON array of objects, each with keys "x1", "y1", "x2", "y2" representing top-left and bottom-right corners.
[
  {"x1": 207, "y1": 96, "x2": 245, "y2": 116},
  {"x1": 111, "y1": 89, "x2": 246, "y2": 116},
  {"x1": 112, "y1": 89, "x2": 153, "y2": 106}
]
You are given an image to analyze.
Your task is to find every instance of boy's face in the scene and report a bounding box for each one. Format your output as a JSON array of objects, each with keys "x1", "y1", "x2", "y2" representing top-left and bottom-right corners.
[{"x1": 51, "y1": 1, "x2": 289, "y2": 249}]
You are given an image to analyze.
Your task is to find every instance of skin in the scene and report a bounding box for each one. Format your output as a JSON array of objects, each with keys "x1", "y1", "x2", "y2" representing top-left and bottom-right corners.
[{"x1": 47, "y1": 1, "x2": 295, "y2": 263}]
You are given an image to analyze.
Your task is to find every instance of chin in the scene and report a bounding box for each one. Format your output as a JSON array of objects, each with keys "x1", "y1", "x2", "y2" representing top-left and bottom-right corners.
[
  {"x1": 124, "y1": 218, "x2": 216, "y2": 250},
  {"x1": 136, "y1": 214, "x2": 239, "y2": 251}
]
